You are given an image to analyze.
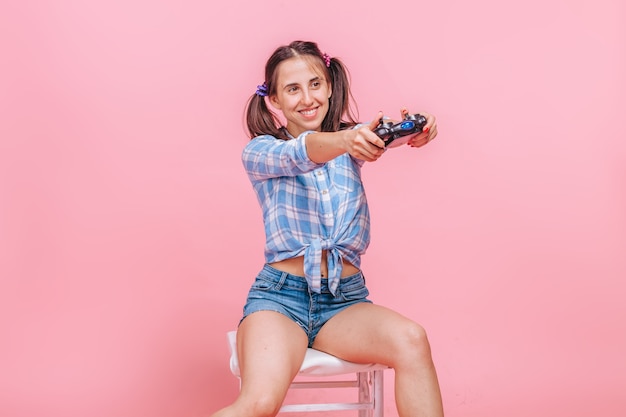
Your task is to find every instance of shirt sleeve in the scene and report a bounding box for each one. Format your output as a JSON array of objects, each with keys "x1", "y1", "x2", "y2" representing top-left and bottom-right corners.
[{"x1": 242, "y1": 132, "x2": 324, "y2": 181}]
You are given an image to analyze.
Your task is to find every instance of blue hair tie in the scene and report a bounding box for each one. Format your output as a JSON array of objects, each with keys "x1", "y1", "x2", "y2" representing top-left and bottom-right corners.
[{"x1": 255, "y1": 82, "x2": 268, "y2": 97}]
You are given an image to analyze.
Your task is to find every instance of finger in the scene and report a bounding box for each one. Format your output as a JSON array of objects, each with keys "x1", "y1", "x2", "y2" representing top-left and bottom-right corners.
[
  {"x1": 408, "y1": 125, "x2": 438, "y2": 147},
  {"x1": 352, "y1": 129, "x2": 385, "y2": 157},
  {"x1": 428, "y1": 125, "x2": 439, "y2": 140},
  {"x1": 367, "y1": 131, "x2": 386, "y2": 149},
  {"x1": 422, "y1": 112, "x2": 436, "y2": 130},
  {"x1": 361, "y1": 121, "x2": 385, "y2": 149},
  {"x1": 359, "y1": 146, "x2": 384, "y2": 160},
  {"x1": 407, "y1": 137, "x2": 428, "y2": 148},
  {"x1": 367, "y1": 111, "x2": 384, "y2": 131},
  {"x1": 407, "y1": 131, "x2": 432, "y2": 147}
]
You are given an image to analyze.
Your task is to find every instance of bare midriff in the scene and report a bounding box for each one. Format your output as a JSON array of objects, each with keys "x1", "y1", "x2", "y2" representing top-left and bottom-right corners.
[{"x1": 269, "y1": 250, "x2": 359, "y2": 278}]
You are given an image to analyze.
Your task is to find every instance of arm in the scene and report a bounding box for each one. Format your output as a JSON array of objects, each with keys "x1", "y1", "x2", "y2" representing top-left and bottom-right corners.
[
  {"x1": 305, "y1": 112, "x2": 386, "y2": 163},
  {"x1": 242, "y1": 133, "x2": 324, "y2": 181}
]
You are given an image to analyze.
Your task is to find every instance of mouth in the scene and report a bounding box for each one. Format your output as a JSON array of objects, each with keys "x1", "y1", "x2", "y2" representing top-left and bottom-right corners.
[{"x1": 299, "y1": 107, "x2": 318, "y2": 118}]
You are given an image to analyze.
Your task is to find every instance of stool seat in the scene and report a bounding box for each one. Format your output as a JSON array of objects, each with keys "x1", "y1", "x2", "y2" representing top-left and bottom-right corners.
[{"x1": 226, "y1": 330, "x2": 387, "y2": 416}]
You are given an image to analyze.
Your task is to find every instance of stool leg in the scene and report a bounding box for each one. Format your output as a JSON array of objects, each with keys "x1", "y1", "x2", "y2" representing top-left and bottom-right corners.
[
  {"x1": 358, "y1": 371, "x2": 372, "y2": 417},
  {"x1": 373, "y1": 370, "x2": 384, "y2": 417}
]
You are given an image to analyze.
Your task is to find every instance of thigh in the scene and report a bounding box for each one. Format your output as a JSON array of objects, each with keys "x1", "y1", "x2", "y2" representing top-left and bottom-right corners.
[
  {"x1": 237, "y1": 310, "x2": 309, "y2": 398},
  {"x1": 312, "y1": 303, "x2": 424, "y2": 367}
]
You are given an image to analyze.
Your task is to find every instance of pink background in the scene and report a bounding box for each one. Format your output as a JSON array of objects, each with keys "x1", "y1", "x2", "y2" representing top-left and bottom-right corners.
[{"x1": 1, "y1": 1, "x2": 625, "y2": 416}]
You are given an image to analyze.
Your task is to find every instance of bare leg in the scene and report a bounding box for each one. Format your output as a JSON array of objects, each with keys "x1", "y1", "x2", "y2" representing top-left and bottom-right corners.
[
  {"x1": 211, "y1": 311, "x2": 309, "y2": 417},
  {"x1": 312, "y1": 303, "x2": 444, "y2": 417}
]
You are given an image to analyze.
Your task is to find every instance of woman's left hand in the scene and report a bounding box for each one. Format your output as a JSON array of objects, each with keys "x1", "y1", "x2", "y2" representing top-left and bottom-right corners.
[{"x1": 404, "y1": 109, "x2": 438, "y2": 148}]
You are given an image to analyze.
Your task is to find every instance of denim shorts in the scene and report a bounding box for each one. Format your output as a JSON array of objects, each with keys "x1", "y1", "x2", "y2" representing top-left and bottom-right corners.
[{"x1": 241, "y1": 264, "x2": 372, "y2": 347}]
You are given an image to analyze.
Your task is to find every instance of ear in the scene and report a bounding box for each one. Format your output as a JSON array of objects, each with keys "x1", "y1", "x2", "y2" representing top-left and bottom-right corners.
[{"x1": 268, "y1": 94, "x2": 282, "y2": 110}]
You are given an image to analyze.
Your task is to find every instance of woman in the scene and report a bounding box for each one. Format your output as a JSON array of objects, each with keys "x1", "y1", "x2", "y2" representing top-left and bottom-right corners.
[{"x1": 211, "y1": 40, "x2": 443, "y2": 417}]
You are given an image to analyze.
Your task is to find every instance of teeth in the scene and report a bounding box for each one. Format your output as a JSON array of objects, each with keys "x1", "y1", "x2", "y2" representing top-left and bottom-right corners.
[{"x1": 301, "y1": 109, "x2": 316, "y2": 116}]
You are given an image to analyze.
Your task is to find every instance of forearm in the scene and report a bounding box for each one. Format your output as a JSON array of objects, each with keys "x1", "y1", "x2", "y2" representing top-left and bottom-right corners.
[{"x1": 304, "y1": 130, "x2": 350, "y2": 163}]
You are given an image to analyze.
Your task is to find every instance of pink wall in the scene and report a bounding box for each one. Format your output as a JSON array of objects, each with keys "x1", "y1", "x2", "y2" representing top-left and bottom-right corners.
[{"x1": 1, "y1": 1, "x2": 625, "y2": 416}]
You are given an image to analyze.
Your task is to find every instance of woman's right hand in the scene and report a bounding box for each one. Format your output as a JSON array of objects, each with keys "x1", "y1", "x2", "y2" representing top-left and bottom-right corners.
[{"x1": 343, "y1": 112, "x2": 386, "y2": 162}]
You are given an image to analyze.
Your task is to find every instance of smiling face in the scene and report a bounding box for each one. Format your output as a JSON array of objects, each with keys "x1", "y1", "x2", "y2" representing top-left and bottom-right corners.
[{"x1": 269, "y1": 56, "x2": 332, "y2": 137}]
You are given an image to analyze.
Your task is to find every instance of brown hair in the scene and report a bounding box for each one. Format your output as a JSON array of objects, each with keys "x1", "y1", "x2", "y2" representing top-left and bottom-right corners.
[{"x1": 245, "y1": 40, "x2": 359, "y2": 140}]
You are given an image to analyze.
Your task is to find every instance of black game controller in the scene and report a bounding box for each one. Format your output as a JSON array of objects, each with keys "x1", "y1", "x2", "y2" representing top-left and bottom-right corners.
[{"x1": 373, "y1": 113, "x2": 427, "y2": 148}]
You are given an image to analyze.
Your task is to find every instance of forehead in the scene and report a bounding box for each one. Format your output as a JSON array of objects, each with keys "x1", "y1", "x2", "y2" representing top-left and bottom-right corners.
[{"x1": 275, "y1": 56, "x2": 326, "y2": 87}]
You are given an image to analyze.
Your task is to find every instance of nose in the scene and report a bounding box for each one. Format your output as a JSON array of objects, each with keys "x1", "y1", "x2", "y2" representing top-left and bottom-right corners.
[{"x1": 301, "y1": 88, "x2": 314, "y2": 105}]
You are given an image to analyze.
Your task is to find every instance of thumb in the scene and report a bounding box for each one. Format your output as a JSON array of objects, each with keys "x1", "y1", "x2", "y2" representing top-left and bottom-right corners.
[{"x1": 368, "y1": 111, "x2": 384, "y2": 130}]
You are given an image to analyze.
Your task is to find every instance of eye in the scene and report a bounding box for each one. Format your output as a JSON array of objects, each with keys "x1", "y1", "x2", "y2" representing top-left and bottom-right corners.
[
  {"x1": 287, "y1": 85, "x2": 299, "y2": 93},
  {"x1": 311, "y1": 80, "x2": 321, "y2": 89}
]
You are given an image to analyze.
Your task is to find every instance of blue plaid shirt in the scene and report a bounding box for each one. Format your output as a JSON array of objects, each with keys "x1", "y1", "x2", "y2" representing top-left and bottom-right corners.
[{"x1": 242, "y1": 131, "x2": 371, "y2": 295}]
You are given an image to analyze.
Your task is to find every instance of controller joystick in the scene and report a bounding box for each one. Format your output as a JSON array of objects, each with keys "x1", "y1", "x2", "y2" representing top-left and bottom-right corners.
[{"x1": 374, "y1": 113, "x2": 427, "y2": 148}]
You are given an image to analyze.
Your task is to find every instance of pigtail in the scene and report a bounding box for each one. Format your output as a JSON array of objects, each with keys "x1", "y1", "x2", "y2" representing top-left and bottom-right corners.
[
  {"x1": 245, "y1": 93, "x2": 287, "y2": 140},
  {"x1": 322, "y1": 57, "x2": 359, "y2": 132}
]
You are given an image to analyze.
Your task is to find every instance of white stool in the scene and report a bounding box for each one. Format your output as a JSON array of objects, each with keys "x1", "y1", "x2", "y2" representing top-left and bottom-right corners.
[{"x1": 227, "y1": 331, "x2": 387, "y2": 416}]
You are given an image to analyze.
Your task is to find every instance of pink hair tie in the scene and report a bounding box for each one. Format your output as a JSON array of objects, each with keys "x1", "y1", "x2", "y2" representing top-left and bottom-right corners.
[{"x1": 322, "y1": 53, "x2": 331, "y2": 68}]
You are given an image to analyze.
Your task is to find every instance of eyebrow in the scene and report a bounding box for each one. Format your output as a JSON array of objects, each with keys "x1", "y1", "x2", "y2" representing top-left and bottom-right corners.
[{"x1": 283, "y1": 76, "x2": 322, "y2": 90}]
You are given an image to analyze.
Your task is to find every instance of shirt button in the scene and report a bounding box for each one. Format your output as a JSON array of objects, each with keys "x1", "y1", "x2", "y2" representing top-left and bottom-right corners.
[{"x1": 322, "y1": 190, "x2": 328, "y2": 195}]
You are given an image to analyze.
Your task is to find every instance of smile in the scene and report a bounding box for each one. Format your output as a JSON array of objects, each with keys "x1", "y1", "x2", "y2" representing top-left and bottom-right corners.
[{"x1": 299, "y1": 108, "x2": 318, "y2": 117}]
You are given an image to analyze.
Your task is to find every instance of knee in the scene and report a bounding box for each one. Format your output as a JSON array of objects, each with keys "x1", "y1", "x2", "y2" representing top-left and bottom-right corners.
[
  {"x1": 393, "y1": 322, "x2": 433, "y2": 365},
  {"x1": 238, "y1": 394, "x2": 283, "y2": 417},
  {"x1": 252, "y1": 397, "x2": 282, "y2": 417}
]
